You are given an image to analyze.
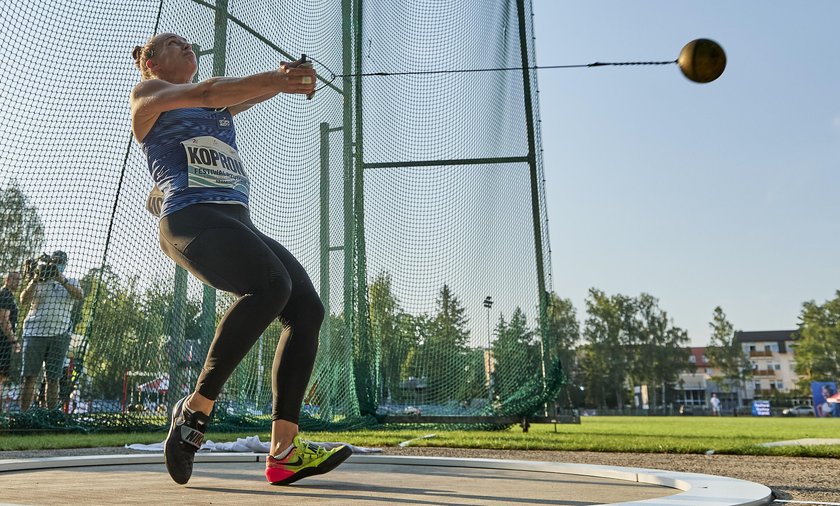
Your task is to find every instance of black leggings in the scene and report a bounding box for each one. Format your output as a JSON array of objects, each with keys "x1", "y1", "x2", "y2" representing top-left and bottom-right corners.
[{"x1": 159, "y1": 203, "x2": 323, "y2": 424}]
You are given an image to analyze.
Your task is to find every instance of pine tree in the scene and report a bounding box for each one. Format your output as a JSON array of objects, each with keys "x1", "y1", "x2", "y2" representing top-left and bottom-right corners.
[
  {"x1": 492, "y1": 307, "x2": 537, "y2": 401},
  {"x1": 418, "y1": 284, "x2": 470, "y2": 403}
]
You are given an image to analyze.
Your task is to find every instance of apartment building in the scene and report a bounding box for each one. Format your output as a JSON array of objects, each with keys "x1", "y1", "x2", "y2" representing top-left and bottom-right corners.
[
  {"x1": 736, "y1": 330, "x2": 800, "y2": 398},
  {"x1": 676, "y1": 330, "x2": 801, "y2": 409},
  {"x1": 676, "y1": 347, "x2": 715, "y2": 407}
]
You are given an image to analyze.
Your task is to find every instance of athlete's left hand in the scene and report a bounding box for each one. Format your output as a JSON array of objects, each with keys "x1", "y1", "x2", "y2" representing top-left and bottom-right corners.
[{"x1": 279, "y1": 61, "x2": 315, "y2": 95}]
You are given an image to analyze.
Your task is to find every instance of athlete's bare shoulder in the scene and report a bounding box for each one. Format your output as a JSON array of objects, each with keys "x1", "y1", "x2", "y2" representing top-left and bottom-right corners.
[
  {"x1": 131, "y1": 80, "x2": 169, "y2": 142},
  {"x1": 131, "y1": 79, "x2": 171, "y2": 107}
]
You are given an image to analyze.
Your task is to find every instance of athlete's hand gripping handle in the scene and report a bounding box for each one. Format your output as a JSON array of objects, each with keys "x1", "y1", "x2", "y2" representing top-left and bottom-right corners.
[{"x1": 297, "y1": 54, "x2": 315, "y2": 100}]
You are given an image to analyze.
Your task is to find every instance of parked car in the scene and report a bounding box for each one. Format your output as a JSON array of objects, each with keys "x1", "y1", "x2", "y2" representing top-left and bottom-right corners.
[{"x1": 782, "y1": 405, "x2": 814, "y2": 417}]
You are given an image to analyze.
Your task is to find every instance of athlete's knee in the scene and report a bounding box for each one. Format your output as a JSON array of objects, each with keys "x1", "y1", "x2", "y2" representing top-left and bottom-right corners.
[
  {"x1": 283, "y1": 293, "x2": 325, "y2": 333},
  {"x1": 255, "y1": 268, "x2": 292, "y2": 314},
  {"x1": 301, "y1": 294, "x2": 325, "y2": 332},
  {"x1": 310, "y1": 296, "x2": 325, "y2": 326}
]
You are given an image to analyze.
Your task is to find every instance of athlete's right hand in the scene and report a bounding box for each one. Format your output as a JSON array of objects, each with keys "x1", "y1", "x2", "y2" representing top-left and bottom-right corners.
[{"x1": 278, "y1": 61, "x2": 316, "y2": 95}]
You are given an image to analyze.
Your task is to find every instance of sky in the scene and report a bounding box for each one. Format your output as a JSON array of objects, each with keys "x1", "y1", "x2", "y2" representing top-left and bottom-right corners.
[{"x1": 532, "y1": 1, "x2": 840, "y2": 345}]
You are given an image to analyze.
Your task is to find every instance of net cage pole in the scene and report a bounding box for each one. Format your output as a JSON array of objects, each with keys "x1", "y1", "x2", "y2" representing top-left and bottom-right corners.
[
  {"x1": 318, "y1": 120, "x2": 332, "y2": 400},
  {"x1": 516, "y1": 0, "x2": 552, "y2": 416},
  {"x1": 352, "y1": 0, "x2": 378, "y2": 417},
  {"x1": 342, "y1": 0, "x2": 356, "y2": 418},
  {"x1": 341, "y1": 0, "x2": 362, "y2": 420}
]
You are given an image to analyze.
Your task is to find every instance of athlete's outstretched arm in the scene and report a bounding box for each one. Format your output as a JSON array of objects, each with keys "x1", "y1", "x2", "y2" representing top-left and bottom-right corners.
[
  {"x1": 227, "y1": 89, "x2": 282, "y2": 116},
  {"x1": 131, "y1": 65, "x2": 314, "y2": 140},
  {"x1": 228, "y1": 60, "x2": 310, "y2": 116},
  {"x1": 132, "y1": 66, "x2": 313, "y2": 113}
]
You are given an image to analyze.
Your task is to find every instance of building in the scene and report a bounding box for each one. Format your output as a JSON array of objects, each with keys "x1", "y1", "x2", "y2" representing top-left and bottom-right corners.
[
  {"x1": 676, "y1": 348, "x2": 739, "y2": 410},
  {"x1": 676, "y1": 330, "x2": 801, "y2": 410},
  {"x1": 677, "y1": 347, "x2": 715, "y2": 408},
  {"x1": 736, "y1": 330, "x2": 800, "y2": 398}
]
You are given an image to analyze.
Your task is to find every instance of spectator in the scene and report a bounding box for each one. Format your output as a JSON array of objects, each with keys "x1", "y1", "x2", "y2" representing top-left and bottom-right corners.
[
  {"x1": 18, "y1": 251, "x2": 84, "y2": 410},
  {"x1": 709, "y1": 393, "x2": 721, "y2": 416},
  {"x1": 0, "y1": 271, "x2": 22, "y2": 412}
]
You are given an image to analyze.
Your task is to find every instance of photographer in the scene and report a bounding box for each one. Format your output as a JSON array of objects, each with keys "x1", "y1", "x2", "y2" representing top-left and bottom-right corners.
[{"x1": 18, "y1": 251, "x2": 83, "y2": 411}]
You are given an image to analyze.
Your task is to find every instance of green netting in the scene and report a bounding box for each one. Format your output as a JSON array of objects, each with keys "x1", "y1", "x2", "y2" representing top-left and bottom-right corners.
[{"x1": 0, "y1": 0, "x2": 559, "y2": 433}]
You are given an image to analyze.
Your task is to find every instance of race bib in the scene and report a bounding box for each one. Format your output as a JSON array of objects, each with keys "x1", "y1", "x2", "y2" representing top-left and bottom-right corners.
[
  {"x1": 146, "y1": 185, "x2": 163, "y2": 217},
  {"x1": 182, "y1": 136, "x2": 250, "y2": 195}
]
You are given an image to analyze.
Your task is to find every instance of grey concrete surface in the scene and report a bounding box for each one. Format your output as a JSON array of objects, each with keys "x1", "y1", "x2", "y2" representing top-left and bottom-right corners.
[
  {"x1": 0, "y1": 454, "x2": 776, "y2": 505},
  {"x1": 0, "y1": 457, "x2": 673, "y2": 505}
]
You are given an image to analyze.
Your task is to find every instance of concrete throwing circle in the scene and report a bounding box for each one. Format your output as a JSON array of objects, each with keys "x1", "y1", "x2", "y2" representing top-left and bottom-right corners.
[{"x1": 0, "y1": 453, "x2": 772, "y2": 505}]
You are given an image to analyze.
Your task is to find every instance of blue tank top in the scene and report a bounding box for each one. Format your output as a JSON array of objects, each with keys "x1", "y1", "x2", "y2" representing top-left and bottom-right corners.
[{"x1": 140, "y1": 107, "x2": 250, "y2": 218}]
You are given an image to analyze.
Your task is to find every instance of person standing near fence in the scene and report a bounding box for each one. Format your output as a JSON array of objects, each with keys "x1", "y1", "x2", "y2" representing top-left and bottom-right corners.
[
  {"x1": 130, "y1": 32, "x2": 351, "y2": 486},
  {"x1": 18, "y1": 251, "x2": 84, "y2": 411},
  {"x1": 709, "y1": 393, "x2": 721, "y2": 416},
  {"x1": 0, "y1": 271, "x2": 22, "y2": 412}
]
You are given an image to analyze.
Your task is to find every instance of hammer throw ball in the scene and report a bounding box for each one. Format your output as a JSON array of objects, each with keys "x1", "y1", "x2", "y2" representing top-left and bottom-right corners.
[{"x1": 678, "y1": 38, "x2": 726, "y2": 83}]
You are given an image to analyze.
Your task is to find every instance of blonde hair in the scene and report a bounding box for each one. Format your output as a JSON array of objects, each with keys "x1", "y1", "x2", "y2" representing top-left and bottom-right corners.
[{"x1": 131, "y1": 37, "x2": 157, "y2": 80}]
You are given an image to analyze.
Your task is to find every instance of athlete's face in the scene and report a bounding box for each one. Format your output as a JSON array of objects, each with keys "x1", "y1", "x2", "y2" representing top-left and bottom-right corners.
[{"x1": 147, "y1": 33, "x2": 197, "y2": 83}]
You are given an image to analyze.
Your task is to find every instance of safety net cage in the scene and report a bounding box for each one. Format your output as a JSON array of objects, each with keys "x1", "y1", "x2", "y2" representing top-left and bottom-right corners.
[{"x1": 0, "y1": 0, "x2": 561, "y2": 432}]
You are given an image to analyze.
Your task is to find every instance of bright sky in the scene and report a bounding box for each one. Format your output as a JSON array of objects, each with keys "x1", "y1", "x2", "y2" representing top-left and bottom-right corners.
[{"x1": 532, "y1": 1, "x2": 840, "y2": 345}]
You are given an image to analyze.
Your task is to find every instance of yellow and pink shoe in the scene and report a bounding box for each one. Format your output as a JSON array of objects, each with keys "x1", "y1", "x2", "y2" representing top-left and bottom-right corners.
[{"x1": 265, "y1": 435, "x2": 352, "y2": 485}]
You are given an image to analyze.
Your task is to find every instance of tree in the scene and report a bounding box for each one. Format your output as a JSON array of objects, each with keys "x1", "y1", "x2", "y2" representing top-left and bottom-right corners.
[
  {"x1": 794, "y1": 292, "x2": 840, "y2": 383},
  {"x1": 540, "y1": 293, "x2": 580, "y2": 406},
  {"x1": 652, "y1": 325, "x2": 691, "y2": 405},
  {"x1": 630, "y1": 293, "x2": 690, "y2": 408},
  {"x1": 308, "y1": 311, "x2": 360, "y2": 419},
  {"x1": 416, "y1": 284, "x2": 471, "y2": 403},
  {"x1": 75, "y1": 268, "x2": 200, "y2": 400},
  {"x1": 460, "y1": 346, "x2": 488, "y2": 406},
  {"x1": 576, "y1": 290, "x2": 692, "y2": 410},
  {"x1": 353, "y1": 285, "x2": 378, "y2": 417},
  {"x1": 580, "y1": 289, "x2": 635, "y2": 408},
  {"x1": 397, "y1": 312, "x2": 429, "y2": 403},
  {"x1": 492, "y1": 308, "x2": 538, "y2": 402},
  {"x1": 368, "y1": 273, "x2": 419, "y2": 402},
  {"x1": 0, "y1": 181, "x2": 44, "y2": 273},
  {"x1": 705, "y1": 306, "x2": 752, "y2": 409}
]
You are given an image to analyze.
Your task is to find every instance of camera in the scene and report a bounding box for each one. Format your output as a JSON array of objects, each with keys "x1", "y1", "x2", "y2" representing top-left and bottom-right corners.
[{"x1": 23, "y1": 254, "x2": 60, "y2": 282}]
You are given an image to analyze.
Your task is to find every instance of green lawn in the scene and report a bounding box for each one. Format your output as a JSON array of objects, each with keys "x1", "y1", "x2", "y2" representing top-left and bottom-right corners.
[{"x1": 1, "y1": 417, "x2": 838, "y2": 458}]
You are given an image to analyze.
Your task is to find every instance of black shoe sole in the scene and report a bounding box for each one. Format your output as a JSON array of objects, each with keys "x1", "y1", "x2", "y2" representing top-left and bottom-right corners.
[{"x1": 270, "y1": 445, "x2": 353, "y2": 486}]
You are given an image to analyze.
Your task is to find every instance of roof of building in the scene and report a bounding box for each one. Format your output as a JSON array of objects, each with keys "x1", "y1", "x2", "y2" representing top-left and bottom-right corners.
[
  {"x1": 689, "y1": 347, "x2": 710, "y2": 367},
  {"x1": 735, "y1": 330, "x2": 797, "y2": 343}
]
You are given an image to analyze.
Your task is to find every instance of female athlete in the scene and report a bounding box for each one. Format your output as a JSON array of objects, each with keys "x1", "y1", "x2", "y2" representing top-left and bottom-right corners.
[{"x1": 130, "y1": 32, "x2": 350, "y2": 486}]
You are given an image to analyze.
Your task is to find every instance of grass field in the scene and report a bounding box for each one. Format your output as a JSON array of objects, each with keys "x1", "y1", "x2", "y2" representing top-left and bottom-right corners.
[{"x1": 1, "y1": 417, "x2": 838, "y2": 458}]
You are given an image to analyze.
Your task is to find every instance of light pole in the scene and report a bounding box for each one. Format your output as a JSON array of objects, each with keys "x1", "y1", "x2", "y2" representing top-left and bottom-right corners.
[{"x1": 483, "y1": 296, "x2": 494, "y2": 404}]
